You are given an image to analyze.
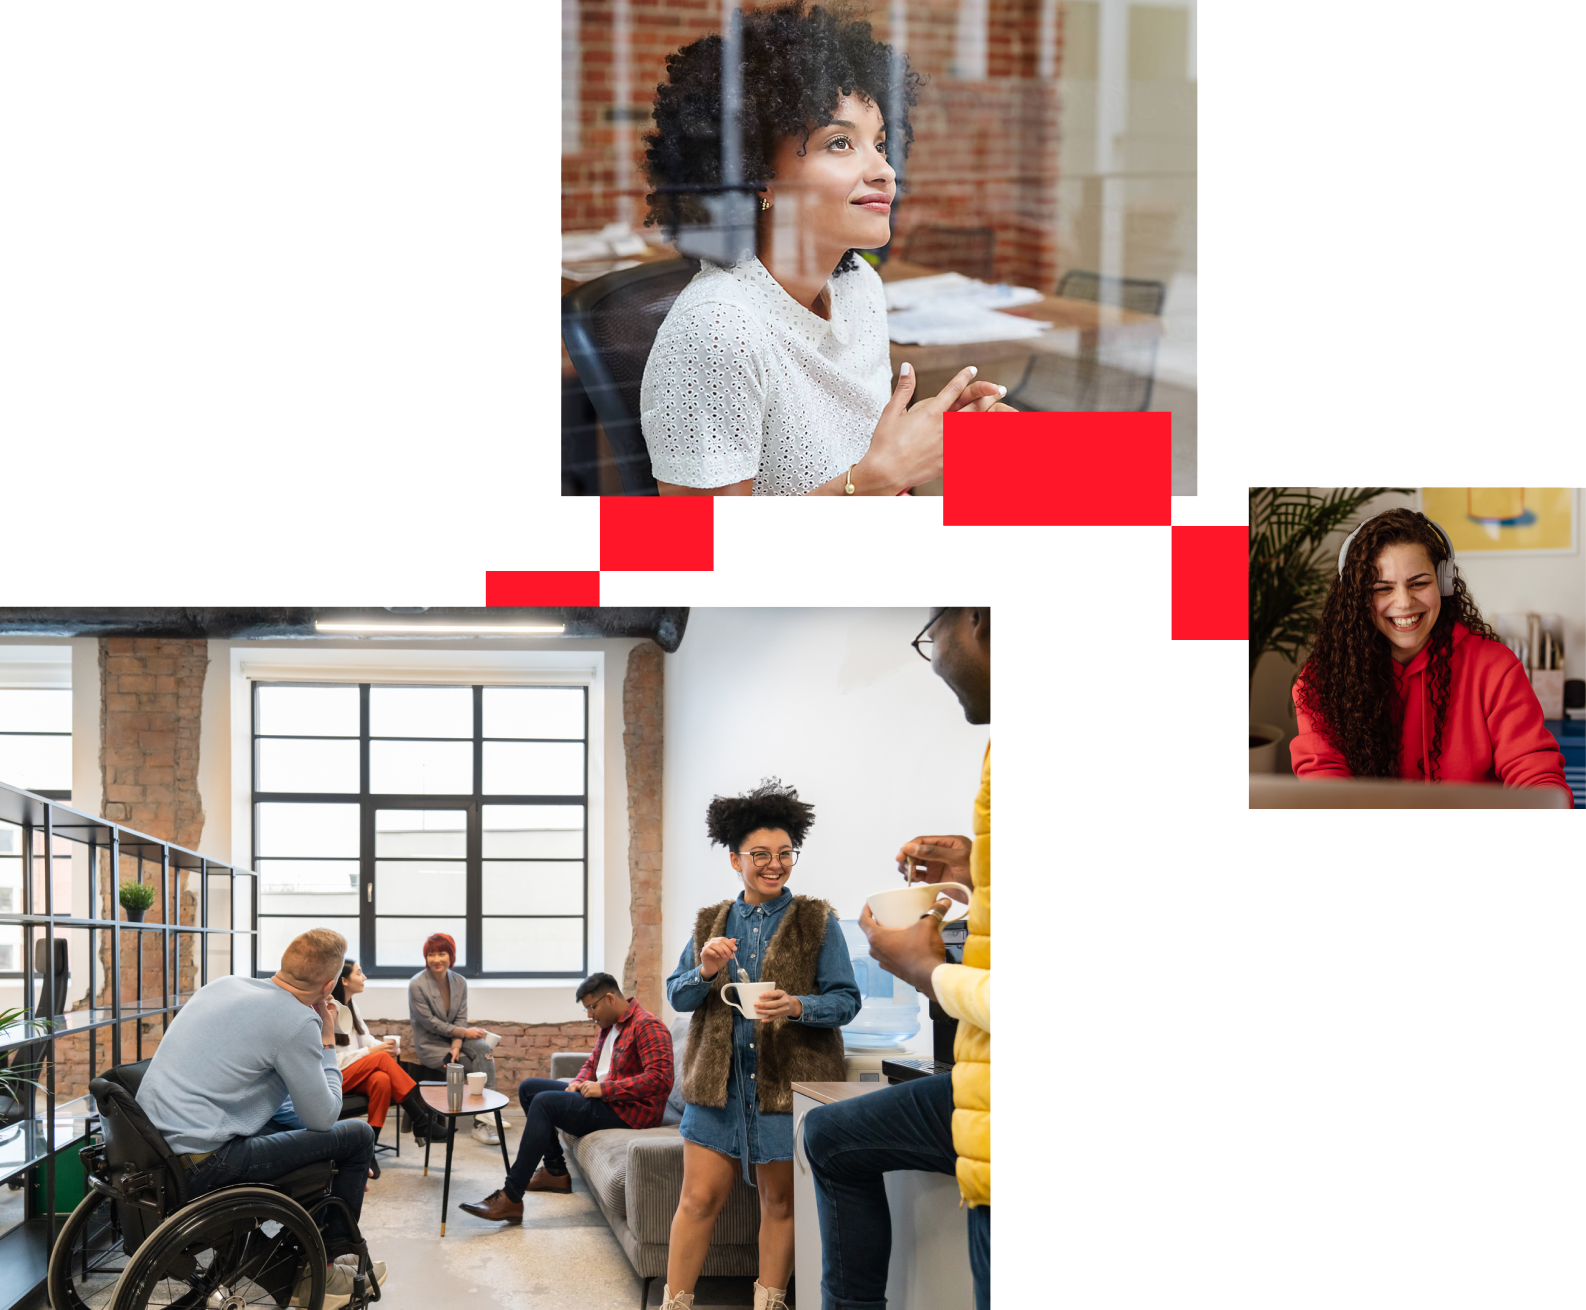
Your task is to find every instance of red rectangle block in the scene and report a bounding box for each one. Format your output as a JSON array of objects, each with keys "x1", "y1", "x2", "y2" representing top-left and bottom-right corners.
[
  {"x1": 485, "y1": 571, "x2": 601, "y2": 606},
  {"x1": 600, "y1": 496, "x2": 714, "y2": 571},
  {"x1": 1172, "y1": 526, "x2": 1249, "y2": 640},
  {"x1": 942, "y1": 411, "x2": 1171, "y2": 526}
]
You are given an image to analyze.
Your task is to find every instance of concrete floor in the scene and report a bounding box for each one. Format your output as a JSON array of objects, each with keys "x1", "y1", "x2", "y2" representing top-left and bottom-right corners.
[
  {"x1": 359, "y1": 1121, "x2": 769, "y2": 1309},
  {"x1": 11, "y1": 1123, "x2": 776, "y2": 1309}
]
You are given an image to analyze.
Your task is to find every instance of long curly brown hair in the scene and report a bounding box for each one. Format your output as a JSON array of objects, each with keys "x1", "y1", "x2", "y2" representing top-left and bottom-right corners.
[{"x1": 1295, "y1": 508, "x2": 1497, "y2": 779}]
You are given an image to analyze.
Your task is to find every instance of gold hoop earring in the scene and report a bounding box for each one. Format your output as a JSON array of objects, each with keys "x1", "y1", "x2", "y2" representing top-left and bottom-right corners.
[{"x1": 759, "y1": 195, "x2": 771, "y2": 211}]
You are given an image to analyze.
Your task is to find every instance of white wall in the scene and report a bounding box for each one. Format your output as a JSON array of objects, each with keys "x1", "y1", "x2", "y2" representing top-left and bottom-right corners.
[
  {"x1": 660, "y1": 609, "x2": 989, "y2": 1020},
  {"x1": 1251, "y1": 489, "x2": 1586, "y2": 766}
]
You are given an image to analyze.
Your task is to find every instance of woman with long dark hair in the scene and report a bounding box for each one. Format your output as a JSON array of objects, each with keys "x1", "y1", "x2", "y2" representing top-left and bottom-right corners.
[
  {"x1": 271, "y1": 958, "x2": 448, "y2": 1178},
  {"x1": 639, "y1": 1, "x2": 1014, "y2": 497},
  {"x1": 1291, "y1": 507, "x2": 1572, "y2": 799}
]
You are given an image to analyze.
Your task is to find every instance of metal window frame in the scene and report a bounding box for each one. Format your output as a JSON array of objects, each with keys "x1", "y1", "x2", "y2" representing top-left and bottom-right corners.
[{"x1": 250, "y1": 681, "x2": 590, "y2": 981}]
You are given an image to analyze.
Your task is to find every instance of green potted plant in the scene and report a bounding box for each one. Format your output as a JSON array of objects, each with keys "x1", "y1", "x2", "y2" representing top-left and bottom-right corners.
[
  {"x1": 118, "y1": 880, "x2": 156, "y2": 923},
  {"x1": 0, "y1": 1007, "x2": 53, "y2": 1130},
  {"x1": 1248, "y1": 487, "x2": 1412, "y2": 772}
]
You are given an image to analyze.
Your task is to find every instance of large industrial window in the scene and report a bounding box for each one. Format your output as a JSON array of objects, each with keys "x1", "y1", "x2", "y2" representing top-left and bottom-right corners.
[
  {"x1": 251, "y1": 682, "x2": 589, "y2": 980},
  {"x1": 0, "y1": 687, "x2": 71, "y2": 977}
]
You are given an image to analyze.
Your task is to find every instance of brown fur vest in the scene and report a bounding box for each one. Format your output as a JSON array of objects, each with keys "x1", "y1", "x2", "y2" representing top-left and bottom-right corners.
[{"x1": 680, "y1": 894, "x2": 846, "y2": 1114}]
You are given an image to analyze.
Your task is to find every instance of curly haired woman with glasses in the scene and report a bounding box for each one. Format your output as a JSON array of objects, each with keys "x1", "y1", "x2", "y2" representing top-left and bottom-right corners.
[{"x1": 659, "y1": 779, "x2": 860, "y2": 1310}]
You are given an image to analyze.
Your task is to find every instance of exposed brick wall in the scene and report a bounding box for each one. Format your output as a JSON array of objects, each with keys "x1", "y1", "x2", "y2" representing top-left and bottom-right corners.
[
  {"x1": 363, "y1": 1018, "x2": 600, "y2": 1085},
  {"x1": 563, "y1": 0, "x2": 1062, "y2": 288},
  {"x1": 98, "y1": 638, "x2": 208, "y2": 847},
  {"x1": 68, "y1": 637, "x2": 210, "y2": 1093},
  {"x1": 621, "y1": 642, "x2": 664, "y2": 1015}
]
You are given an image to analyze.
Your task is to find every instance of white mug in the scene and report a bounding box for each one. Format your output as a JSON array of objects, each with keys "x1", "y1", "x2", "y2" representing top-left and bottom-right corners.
[
  {"x1": 466, "y1": 1071, "x2": 487, "y2": 1095},
  {"x1": 480, "y1": 1030, "x2": 502, "y2": 1051},
  {"x1": 866, "y1": 883, "x2": 970, "y2": 930},
  {"x1": 334, "y1": 1004, "x2": 354, "y2": 1036},
  {"x1": 720, "y1": 980, "x2": 776, "y2": 1019}
]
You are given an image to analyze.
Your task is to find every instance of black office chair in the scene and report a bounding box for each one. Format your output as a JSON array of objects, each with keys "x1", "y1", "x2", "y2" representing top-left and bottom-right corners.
[
  {"x1": 561, "y1": 258, "x2": 701, "y2": 496},
  {"x1": 1002, "y1": 270, "x2": 1167, "y2": 414},
  {"x1": 50, "y1": 1058, "x2": 383, "y2": 1309},
  {"x1": 902, "y1": 225, "x2": 997, "y2": 282}
]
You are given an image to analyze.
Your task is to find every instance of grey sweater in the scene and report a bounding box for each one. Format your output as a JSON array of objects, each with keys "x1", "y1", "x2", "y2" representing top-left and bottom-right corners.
[
  {"x1": 136, "y1": 975, "x2": 343, "y2": 1155},
  {"x1": 407, "y1": 968, "x2": 471, "y2": 1069}
]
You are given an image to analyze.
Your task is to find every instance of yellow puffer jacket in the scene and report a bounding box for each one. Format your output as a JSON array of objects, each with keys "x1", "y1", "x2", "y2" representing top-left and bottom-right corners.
[{"x1": 932, "y1": 743, "x2": 990, "y2": 1207}]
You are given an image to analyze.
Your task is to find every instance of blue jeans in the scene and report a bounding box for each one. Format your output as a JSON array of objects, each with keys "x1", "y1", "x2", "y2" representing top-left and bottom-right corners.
[
  {"x1": 186, "y1": 1119, "x2": 375, "y2": 1250},
  {"x1": 803, "y1": 1073, "x2": 989, "y2": 1310},
  {"x1": 503, "y1": 1078, "x2": 626, "y2": 1201}
]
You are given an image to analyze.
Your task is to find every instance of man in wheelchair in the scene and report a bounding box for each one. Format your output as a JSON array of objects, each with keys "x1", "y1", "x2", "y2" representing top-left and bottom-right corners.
[{"x1": 119, "y1": 927, "x2": 390, "y2": 1307}]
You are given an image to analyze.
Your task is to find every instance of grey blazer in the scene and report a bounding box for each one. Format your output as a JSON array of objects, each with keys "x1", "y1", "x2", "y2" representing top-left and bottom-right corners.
[{"x1": 407, "y1": 968, "x2": 470, "y2": 1070}]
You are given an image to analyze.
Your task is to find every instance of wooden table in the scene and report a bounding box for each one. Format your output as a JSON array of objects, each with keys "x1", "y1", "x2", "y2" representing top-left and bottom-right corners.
[
  {"x1": 878, "y1": 256, "x2": 1163, "y2": 375},
  {"x1": 419, "y1": 1084, "x2": 511, "y2": 1236}
]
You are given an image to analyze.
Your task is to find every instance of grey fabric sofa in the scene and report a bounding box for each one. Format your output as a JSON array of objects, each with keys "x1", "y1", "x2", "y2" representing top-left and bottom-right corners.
[{"x1": 552, "y1": 1017, "x2": 761, "y2": 1283}]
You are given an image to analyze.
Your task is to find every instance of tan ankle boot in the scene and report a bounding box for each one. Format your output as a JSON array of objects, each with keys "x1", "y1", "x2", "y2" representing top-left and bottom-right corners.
[
  {"x1": 660, "y1": 1285, "x2": 695, "y2": 1310},
  {"x1": 753, "y1": 1281, "x2": 789, "y2": 1310}
]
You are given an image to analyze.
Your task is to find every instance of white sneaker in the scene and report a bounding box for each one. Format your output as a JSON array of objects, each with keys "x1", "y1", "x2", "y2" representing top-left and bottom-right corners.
[
  {"x1": 298, "y1": 1258, "x2": 388, "y2": 1307},
  {"x1": 472, "y1": 1119, "x2": 500, "y2": 1145}
]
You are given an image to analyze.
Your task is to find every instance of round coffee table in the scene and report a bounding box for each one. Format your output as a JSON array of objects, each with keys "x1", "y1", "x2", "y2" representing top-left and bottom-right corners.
[{"x1": 419, "y1": 1084, "x2": 511, "y2": 1235}]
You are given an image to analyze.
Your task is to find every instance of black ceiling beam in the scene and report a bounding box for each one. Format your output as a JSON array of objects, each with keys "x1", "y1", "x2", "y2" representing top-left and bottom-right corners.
[{"x1": 0, "y1": 607, "x2": 690, "y2": 652}]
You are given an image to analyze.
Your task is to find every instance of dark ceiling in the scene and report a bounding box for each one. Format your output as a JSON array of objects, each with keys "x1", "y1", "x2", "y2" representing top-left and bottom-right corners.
[{"x1": 0, "y1": 608, "x2": 690, "y2": 652}]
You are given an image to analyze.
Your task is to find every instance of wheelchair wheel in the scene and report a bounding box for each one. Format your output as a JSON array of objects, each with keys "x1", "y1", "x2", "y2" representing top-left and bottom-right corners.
[
  {"x1": 48, "y1": 1189, "x2": 128, "y2": 1310},
  {"x1": 110, "y1": 1186, "x2": 325, "y2": 1310}
]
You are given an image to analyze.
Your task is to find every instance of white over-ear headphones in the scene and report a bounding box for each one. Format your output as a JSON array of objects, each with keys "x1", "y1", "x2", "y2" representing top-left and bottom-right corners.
[{"x1": 1337, "y1": 513, "x2": 1457, "y2": 596}]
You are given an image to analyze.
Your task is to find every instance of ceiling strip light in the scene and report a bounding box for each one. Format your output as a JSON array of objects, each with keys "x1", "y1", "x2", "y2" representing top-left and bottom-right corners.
[{"x1": 315, "y1": 621, "x2": 566, "y2": 635}]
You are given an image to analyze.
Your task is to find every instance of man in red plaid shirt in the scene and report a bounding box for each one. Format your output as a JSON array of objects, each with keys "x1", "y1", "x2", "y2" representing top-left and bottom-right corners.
[{"x1": 459, "y1": 972, "x2": 674, "y2": 1223}]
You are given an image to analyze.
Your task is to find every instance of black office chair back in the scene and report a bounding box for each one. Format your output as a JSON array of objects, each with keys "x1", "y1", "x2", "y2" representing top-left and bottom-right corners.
[
  {"x1": 902, "y1": 225, "x2": 997, "y2": 282},
  {"x1": 89, "y1": 1059, "x2": 189, "y2": 1251},
  {"x1": 1005, "y1": 269, "x2": 1167, "y2": 413},
  {"x1": 562, "y1": 258, "x2": 700, "y2": 496},
  {"x1": 1056, "y1": 270, "x2": 1167, "y2": 318}
]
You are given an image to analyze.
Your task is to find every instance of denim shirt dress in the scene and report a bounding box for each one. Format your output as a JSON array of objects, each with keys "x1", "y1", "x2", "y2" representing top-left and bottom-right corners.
[{"x1": 665, "y1": 889, "x2": 860, "y2": 1175}]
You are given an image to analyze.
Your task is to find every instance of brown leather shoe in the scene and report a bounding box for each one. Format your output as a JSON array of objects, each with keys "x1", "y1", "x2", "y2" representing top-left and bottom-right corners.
[
  {"x1": 526, "y1": 1167, "x2": 573, "y2": 1194},
  {"x1": 458, "y1": 1189, "x2": 524, "y2": 1223}
]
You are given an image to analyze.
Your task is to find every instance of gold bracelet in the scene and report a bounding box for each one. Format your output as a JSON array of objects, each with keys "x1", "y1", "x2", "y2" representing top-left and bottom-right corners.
[{"x1": 844, "y1": 465, "x2": 856, "y2": 495}]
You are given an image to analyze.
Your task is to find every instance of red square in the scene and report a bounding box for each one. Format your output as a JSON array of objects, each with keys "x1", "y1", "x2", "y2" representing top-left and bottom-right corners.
[
  {"x1": 600, "y1": 497, "x2": 714, "y2": 571},
  {"x1": 942, "y1": 412, "x2": 1171, "y2": 526},
  {"x1": 1172, "y1": 526, "x2": 1249, "y2": 640},
  {"x1": 485, "y1": 571, "x2": 601, "y2": 606}
]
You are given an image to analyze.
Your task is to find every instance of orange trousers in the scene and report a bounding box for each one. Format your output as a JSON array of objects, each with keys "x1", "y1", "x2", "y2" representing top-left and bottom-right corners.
[{"x1": 341, "y1": 1049, "x2": 416, "y2": 1130}]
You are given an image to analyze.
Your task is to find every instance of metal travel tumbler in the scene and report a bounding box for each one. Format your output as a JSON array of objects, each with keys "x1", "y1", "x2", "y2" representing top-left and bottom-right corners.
[{"x1": 446, "y1": 1062, "x2": 464, "y2": 1114}]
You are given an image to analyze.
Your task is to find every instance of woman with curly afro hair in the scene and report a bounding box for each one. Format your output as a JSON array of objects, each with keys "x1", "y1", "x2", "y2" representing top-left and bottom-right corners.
[
  {"x1": 638, "y1": 2, "x2": 1014, "y2": 499},
  {"x1": 1291, "y1": 507, "x2": 1572, "y2": 799},
  {"x1": 661, "y1": 779, "x2": 859, "y2": 1310}
]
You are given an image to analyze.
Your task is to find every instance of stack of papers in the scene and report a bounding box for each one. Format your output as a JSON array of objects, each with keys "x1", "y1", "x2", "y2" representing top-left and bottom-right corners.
[
  {"x1": 883, "y1": 270, "x2": 1045, "y2": 313},
  {"x1": 883, "y1": 271, "x2": 1050, "y2": 345},
  {"x1": 886, "y1": 307, "x2": 1051, "y2": 346}
]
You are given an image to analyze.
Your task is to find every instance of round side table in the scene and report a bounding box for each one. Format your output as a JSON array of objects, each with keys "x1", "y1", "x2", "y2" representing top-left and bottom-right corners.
[{"x1": 419, "y1": 1084, "x2": 512, "y2": 1235}]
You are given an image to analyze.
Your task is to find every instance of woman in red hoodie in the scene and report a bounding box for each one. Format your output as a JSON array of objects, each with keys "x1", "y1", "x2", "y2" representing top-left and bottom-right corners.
[{"x1": 1291, "y1": 508, "x2": 1573, "y2": 802}]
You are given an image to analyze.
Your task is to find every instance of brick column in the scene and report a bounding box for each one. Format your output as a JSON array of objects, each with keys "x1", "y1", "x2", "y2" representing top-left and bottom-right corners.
[
  {"x1": 621, "y1": 641, "x2": 664, "y2": 1014},
  {"x1": 87, "y1": 637, "x2": 209, "y2": 1075},
  {"x1": 99, "y1": 637, "x2": 208, "y2": 846}
]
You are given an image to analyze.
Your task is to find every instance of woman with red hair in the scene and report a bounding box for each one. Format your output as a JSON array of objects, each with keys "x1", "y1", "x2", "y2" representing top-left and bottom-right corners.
[{"x1": 408, "y1": 932, "x2": 508, "y2": 1145}]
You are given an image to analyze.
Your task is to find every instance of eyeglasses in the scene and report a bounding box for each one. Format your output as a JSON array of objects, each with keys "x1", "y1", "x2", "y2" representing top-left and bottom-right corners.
[
  {"x1": 911, "y1": 609, "x2": 946, "y2": 662},
  {"x1": 736, "y1": 849, "x2": 801, "y2": 869}
]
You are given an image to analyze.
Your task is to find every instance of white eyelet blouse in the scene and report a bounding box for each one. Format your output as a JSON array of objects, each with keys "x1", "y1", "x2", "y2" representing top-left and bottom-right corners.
[{"x1": 639, "y1": 256, "x2": 892, "y2": 496}]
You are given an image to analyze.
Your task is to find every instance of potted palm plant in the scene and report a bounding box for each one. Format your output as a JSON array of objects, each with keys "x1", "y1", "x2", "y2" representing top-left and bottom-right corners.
[
  {"x1": 119, "y1": 880, "x2": 156, "y2": 923},
  {"x1": 0, "y1": 1007, "x2": 53, "y2": 1130},
  {"x1": 1248, "y1": 487, "x2": 1412, "y2": 772}
]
